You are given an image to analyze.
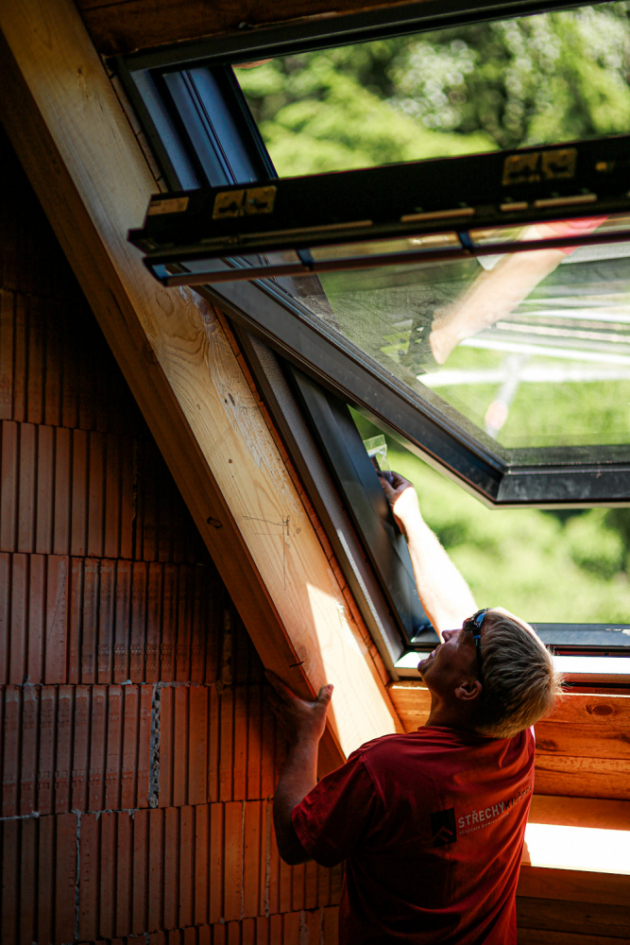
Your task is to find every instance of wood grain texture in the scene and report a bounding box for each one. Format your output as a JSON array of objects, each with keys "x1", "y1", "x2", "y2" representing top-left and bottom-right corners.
[
  {"x1": 534, "y1": 694, "x2": 630, "y2": 799},
  {"x1": 534, "y1": 754, "x2": 630, "y2": 801},
  {"x1": 528, "y1": 794, "x2": 630, "y2": 831},
  {"x1": 388, "y1": 682, "x2": 431, "y2": 732},
  {"x1": 517, "y1": 866, "x2": 630, "y2": 908},
  {"x1": 516, "y1": 929, "x2": 630, "y2": 945},
  {"x1": 542, "y1": 693, "x2": 630, "y2": 725},
  {"x1": 535, "y1": 722, "x2": 630, "y2": 759},
  {"x1": 74, "y1": 0, "x2": 426, "y2": 55},
  {"x1": 535, "y1": 694, "x2": 630, "y2": 759},
  {"x1": 0, "y1": 0, "x2": 399, "y2": 760},
  {"x1": 516, "y1": 896, "x2": 630, "y2": 941}
]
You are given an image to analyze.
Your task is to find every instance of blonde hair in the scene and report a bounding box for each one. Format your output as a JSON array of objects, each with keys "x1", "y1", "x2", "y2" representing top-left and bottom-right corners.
[{"x1": 472, "y1": 607, "x2": 562, "y2": 739}]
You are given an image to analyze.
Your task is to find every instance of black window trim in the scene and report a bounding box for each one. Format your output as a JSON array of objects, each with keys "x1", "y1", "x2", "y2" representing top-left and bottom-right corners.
[{"x1": 117, "y1": 0, "x2": 592, "y2": 72}]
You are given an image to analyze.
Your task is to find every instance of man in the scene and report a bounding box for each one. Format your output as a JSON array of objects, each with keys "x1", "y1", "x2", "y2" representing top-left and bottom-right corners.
[{"x1": 268, "y1": 471, "x2": 561, "y2": 944}]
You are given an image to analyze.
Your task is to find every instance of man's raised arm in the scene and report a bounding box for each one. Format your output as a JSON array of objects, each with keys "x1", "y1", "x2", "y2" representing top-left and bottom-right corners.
[{"x1": 379, "y1": 472, "x2": 477, "y2": 639}]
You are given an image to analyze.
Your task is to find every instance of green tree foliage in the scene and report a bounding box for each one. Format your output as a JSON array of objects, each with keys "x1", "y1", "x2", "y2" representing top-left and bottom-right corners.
[
  {"x1": 391, "y1": 4, "x2": 630, "y2": 149},
  {"x1": 564, "y1": 508, "x2": 627, "y2": 578},
  {"x1": 237, "y1": 48, "x2": 494, "y2": 175},
  {"x1": 237, "y1": 3, "x2": 630, "y2": 175}
]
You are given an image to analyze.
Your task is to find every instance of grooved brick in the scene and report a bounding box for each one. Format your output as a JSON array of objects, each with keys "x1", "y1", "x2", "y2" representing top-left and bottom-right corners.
[{"x1": 224, "y1": 801, "x2": 243, "y2": 922}]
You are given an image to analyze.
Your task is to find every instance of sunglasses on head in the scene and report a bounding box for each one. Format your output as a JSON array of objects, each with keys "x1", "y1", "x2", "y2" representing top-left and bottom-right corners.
[{"x1": 465, "y1": 608, "x2": 489, "y2": 684}]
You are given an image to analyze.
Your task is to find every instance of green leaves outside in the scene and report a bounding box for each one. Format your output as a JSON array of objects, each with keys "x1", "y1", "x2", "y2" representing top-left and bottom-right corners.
[{"x1": 236, "y1": 4, "x2": 630, "y2": 175}]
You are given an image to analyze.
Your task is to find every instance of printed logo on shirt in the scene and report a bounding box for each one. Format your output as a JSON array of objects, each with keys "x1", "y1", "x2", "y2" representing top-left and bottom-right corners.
[
  {"x1": 458, "y1": 785, "x2": 532, "y2": 836},
  {"x1": 430, "y1": 808, "x2": 457, "y2": 847}
]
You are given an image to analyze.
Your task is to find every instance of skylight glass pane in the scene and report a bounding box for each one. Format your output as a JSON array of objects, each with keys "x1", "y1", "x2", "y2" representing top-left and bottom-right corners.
[
  {"x1": 269, "y1": 218, "x2": 630, "y2": 450},
  {"x1": 235, "y1": 3, "x2": 630, "y2": 176}
]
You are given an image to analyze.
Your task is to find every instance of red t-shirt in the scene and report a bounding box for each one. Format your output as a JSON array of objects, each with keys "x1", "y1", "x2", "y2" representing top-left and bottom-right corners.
[{"x1": 292, "y1": 726, "x2": 535, "y2": 945}]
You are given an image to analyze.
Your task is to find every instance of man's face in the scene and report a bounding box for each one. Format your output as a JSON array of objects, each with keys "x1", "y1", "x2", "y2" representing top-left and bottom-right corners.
[{"x1": 418, "y1": 621, "x2": 480, "y2": 693}]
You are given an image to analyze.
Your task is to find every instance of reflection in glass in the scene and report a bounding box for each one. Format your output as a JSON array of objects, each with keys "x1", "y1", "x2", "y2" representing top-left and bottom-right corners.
[{"x1": 272, "y1": 218, "x2": 630, "y2": 451}]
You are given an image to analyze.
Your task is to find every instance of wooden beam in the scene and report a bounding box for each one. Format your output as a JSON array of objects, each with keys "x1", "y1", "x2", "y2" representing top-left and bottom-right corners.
[
  {"x1": 534, "y1": 693, "x2": 630, "y2": 801},
  {"x1": 74, "y1": 0, "x2": 425, "y2": 56},
  {"x1": 517, "y1": 922, "x2": 630, "y2": 945},
  {"x1": 0, "y1": 0, "x2": 400, "y2": 767},
  {"x1": 517, "y1": 794, "x2": 630, "y2": 909},
  {"x1": 536, "y1": 691, "x2": 630, "y2": 727},
  {"x1": 534, "y1": 755, "x2": 630, "y2": 802},
  {"x1": 528, "y1": 794, "x2": 630, "y2": 831},
  {"x1": 389, "y1": 681, "x2": 431, "y2": 732},
  {"x1": 517, "y1": 866, "x2": 630, "y2": 908},
  {"x1": 516, "y1": 897, "x2": 630, "y2": 942}
]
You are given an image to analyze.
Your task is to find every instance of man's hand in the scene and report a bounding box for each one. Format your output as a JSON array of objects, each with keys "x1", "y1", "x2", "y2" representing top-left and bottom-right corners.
[
  {"x1": 266, "y1": 671, "x2": 333, "y2": 747},
  {"x1": 266, "y1": 672, "x2": 333, "y2": 865},
  {"x1": 376, "y1": 470, "x2": 422, "y2": 537}
]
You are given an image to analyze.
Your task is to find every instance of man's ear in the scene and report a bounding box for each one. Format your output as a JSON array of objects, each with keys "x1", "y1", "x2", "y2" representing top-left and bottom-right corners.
[{"x1": 454, "y1": 678, "x2": 483, "y2": 702}]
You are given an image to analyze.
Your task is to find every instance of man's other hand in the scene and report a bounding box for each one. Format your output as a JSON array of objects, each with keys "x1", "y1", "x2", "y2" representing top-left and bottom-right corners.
[
  {"x1": 266, "y1": 673, "x2": 331, "y2": 866},
  {"x1": 266, "y1": 671, "x2": 333, "y2": 747}
]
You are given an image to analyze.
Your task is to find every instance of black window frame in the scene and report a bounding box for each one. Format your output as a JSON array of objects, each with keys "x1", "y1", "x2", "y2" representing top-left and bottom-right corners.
[{"x1": 113, "y1": 0, "x2": 630, "y2": 679}]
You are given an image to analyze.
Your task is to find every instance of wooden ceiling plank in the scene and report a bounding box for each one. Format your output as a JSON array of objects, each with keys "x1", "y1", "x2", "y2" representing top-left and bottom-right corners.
[
  {"x1": 517, "y1": 866, "x2": 630, "y2": 908},
  {"x1": 0, "y1": 0, "x2": 400, "y2": 764}
]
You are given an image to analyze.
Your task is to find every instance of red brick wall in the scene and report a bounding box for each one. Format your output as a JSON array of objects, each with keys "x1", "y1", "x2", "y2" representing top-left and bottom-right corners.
[{"x1": 0, "y1": 127, "x2": 341, "y2": 944}]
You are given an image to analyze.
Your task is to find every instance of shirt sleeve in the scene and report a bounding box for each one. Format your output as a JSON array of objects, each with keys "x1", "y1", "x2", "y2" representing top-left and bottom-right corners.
[{"x1": 291, "y1": 750, "x2": 382, "y2": 867}]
